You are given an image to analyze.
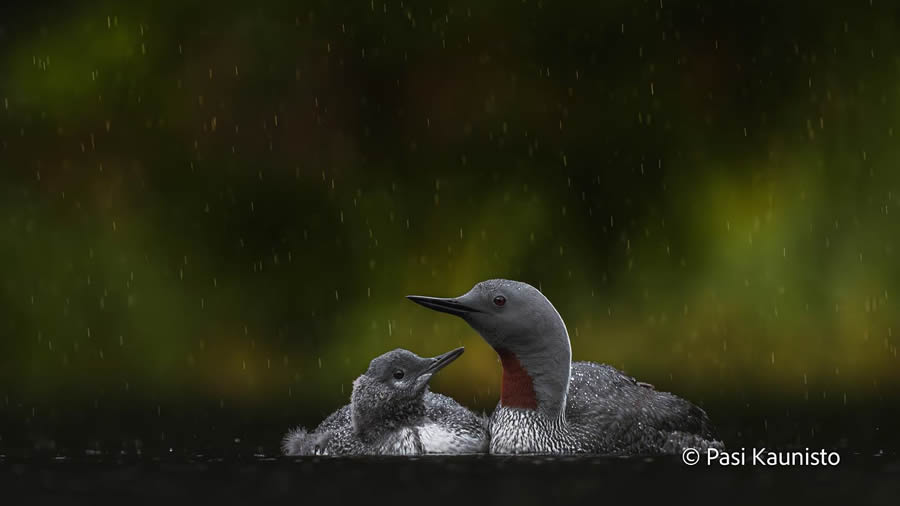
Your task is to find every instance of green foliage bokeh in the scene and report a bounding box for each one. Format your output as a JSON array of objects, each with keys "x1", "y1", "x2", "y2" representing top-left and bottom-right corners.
[{"x1": 1, "y1": 0, "x2": 898, "y2": 448}]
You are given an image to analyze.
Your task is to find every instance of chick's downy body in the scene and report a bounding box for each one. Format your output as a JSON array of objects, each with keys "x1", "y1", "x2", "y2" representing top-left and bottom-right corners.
[{"x1": 282, "y1": 348, "x2": 487, "y2": 456}]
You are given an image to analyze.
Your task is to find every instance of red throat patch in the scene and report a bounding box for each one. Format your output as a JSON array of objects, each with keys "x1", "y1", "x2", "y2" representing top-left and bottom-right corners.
[{"x1": 495, "y1": 348, "x2": 538, "y2": 410}]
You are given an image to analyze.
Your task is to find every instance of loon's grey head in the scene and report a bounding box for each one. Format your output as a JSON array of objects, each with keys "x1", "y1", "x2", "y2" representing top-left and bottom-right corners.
[
  {"x1": 350, "y1": 347, "x2": 464, "y2": 434},
  {"x1": 407, "y1": 279, "x2": 571, "y2": 419}
]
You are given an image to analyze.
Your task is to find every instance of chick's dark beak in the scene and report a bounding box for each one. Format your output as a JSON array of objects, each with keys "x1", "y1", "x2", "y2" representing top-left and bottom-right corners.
[{"x1": 421, "y1": 347, "x2": 465, "y2": 376}]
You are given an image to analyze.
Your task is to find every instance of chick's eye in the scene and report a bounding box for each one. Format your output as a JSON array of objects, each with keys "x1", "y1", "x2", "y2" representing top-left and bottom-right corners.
[
  {"x1": 493, "y1": 295, "x2": 507, "y2": 307},
  {"x1": 392, "y1": 369, "x2": 405, "y2": 380}
]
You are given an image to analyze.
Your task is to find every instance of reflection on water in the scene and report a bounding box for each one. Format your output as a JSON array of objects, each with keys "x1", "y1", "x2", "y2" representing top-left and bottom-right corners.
[{"x1": 1, "y1": 454, "x2": 898, "y2": 504}]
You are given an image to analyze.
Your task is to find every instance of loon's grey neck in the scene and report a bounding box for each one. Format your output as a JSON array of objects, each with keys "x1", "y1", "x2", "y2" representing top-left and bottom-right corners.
[{"x1": 495, "y1": 323, "x2": 572, "y2": 421}]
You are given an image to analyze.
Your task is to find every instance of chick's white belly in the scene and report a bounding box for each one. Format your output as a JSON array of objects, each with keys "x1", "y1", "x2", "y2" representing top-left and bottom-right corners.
[
  {"x1": 417, "y1": 423, "x2": 481, "y2": 454},
  {"x1": 380, "y1": 427, "x2": 421, "y2": 455}
]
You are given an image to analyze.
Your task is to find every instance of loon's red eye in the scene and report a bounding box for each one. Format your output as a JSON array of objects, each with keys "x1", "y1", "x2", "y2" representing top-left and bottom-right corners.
[{"x1": 493, "y1": 295, "x2": 507, "y2": 306}]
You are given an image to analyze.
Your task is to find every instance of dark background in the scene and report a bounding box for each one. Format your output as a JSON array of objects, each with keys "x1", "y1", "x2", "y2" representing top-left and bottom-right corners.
[{"x1": 1, "y1": 0, "x2": 898, "y2": 455}]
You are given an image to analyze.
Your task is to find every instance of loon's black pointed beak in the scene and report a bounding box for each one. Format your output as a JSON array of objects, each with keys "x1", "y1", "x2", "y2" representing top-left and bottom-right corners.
[
  {"x1": 406, "y1": 295, "x2": 479, "y2": 317},
  {"x1": 421, "y1": 347, "x2": 464, "y2": 376}
]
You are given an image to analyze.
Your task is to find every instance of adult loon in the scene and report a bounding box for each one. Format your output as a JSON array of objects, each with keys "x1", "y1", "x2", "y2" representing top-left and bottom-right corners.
[
  {"x1": 407, "y1": 279, "x2": 724, "y2": 455},
  {"x1": 282, "y1": 347, "x2": 488, "y2": 456}
]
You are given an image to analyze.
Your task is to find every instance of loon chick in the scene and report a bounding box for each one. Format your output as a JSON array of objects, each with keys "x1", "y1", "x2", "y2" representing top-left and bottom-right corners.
[
  {"x1": 407, "y1": 279, "x2": 724, "y2": 455},
  {"x1": 282, "y1": 347, "x2": 488, "y2": 456}
]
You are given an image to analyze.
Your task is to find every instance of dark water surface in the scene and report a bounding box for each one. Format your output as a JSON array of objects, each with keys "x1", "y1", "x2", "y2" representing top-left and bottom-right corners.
[{"x1": 2, "y1": 454, "x2": 898, "y2": 505}]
